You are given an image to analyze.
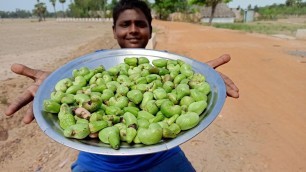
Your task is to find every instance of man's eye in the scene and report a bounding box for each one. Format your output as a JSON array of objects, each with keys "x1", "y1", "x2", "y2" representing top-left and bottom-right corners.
[
  {"x1": 120, "y1": 22, "x2": 130, "y2": 28},
  {"x1": 136, "y1": 22, "x2": 148, "y2": 28}
]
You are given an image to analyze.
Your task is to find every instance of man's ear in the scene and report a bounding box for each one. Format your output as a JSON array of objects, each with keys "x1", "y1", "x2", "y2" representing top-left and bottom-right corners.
[{"x1": 112, "y1": 25, "x2": 117, "y2": 39}]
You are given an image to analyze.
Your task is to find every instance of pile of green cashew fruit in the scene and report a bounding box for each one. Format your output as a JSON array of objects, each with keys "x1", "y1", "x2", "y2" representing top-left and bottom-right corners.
[{"x1": 43, "y1": 57, "x2": 211, "y2": 149}]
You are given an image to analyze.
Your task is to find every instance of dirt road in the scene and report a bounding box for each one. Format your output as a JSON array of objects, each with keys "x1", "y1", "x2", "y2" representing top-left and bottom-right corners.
[
  {"x1": 0, "y1": 19, "x2": 305, "y2": 172},
  {"x1": 153, "y1": 20, "x2": 306, "y2": 171}
]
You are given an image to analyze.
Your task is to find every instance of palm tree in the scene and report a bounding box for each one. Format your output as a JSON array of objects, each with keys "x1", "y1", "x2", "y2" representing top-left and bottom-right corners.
[
  {"x1": 59, "y1": 0, "x2": 66, "y2": 17},
  {"x1": 49, "y1": 0, "x2": 57, "y2": 18},
  {"x1": 34, "y1": 0, "x2": 47, "y2": 22}
]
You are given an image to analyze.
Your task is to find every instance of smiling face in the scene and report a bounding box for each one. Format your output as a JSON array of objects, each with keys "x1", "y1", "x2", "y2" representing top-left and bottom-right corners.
[{"x1": 113, "y1": 8, "x2": 152, "y2": 49}]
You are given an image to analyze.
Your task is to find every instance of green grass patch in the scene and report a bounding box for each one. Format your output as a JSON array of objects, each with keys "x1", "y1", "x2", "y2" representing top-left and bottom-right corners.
[{"x1": 211, "y1": 21, "x2": 306, "y2": 36}]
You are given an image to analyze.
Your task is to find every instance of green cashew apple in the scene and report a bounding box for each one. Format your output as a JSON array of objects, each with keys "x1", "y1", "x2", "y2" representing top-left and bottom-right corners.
[
  {"x1": 89, "y1": 120, "x2": 108, "y2": 133},
  {"x1": 98, "y1": 126, "x2": 120, "y2": 149},
  {"x1": 43, "y1": 99, "x2": 61, "y2": 113},
  {"x1": 176, "y1": 112, "x2": 200, "y2": 130},
  {"x1": 188, "y1": 100, "x2": 207, "y2": 115},
  {"x1": 160, "y1": 100, "x2": 182, "y2": 118},
  {"x1": 137, "y1": 123, "x2": 163, "y2": 145},
  {"x1": 64, "y1": 123, "x2": 90, "y2": 139},
  {"x1": 58, "y1": 103, "x2": 76, "y2": 129},
  {"x1": 127, "y1": 90, "x2": 143, "y2": 104}
]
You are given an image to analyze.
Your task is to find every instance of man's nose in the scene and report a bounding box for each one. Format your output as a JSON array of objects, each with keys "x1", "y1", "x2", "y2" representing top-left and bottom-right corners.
[{"x1": 130, "y1": 24, "x2": 139, "y2": 33}]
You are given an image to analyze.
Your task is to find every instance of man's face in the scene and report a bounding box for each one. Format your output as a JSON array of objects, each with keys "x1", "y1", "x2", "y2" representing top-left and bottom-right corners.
[{"x1": 113, "y1": 9, "x2": 151, "y2": 48}]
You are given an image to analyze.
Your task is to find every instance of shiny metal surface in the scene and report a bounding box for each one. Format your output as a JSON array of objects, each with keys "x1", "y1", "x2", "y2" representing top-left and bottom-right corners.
[{"x1": 33, "y1": 48, "x2": 226, "y2": 156}]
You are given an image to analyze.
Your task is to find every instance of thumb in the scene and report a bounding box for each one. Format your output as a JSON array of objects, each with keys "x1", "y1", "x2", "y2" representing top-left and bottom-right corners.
[
  {"x1": 206, "y1": 54, "x2": 231, "y2": 69},
  {"x1": 11, "y1": 63, "x2": 40, "y2": 80}
]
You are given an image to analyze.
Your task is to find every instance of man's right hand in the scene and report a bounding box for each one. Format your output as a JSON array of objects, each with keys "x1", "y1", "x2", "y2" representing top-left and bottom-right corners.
[{"x1": 4, "y1": 64, "x2": 50, "y2": 124}]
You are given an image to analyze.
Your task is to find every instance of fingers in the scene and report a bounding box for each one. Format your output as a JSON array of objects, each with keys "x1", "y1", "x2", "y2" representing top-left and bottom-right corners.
[
  {"x1": 11, "y1": 63, "x2": 47, "y2": 81},
  {"x1": 206, "y1": 54, "x2": 231, "y2": 69},
  {"x1": 226, "y1": 89, "x2": 239, "y2": 98},
  {"x1": 5, "y1": 90, "x2": 33, "y2": 116},
  {"x1": 4, "y1": 84, "x2": 38, "y2": 116},
  {"x1": 205, "y1": 54, "x2": 239, "y2": 98},
  {"x1": 5, "y1": 64, "x2": 47, "y2": 124},
  {"x1": 219, "y1": 72, "x2": 239, "y2": 98},
  {"x1": 23, "y1": 104, "x2": 34, "y2": 124}
]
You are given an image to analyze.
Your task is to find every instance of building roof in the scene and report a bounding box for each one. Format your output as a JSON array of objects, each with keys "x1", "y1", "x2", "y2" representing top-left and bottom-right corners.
[{"x1": 201, "y1": 3, "x2": 235, "y2": 18}]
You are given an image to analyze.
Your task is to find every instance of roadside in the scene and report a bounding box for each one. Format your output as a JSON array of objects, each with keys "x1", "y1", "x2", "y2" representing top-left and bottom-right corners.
[
  {"x1": 212, "y1": 17, "x2": 306, "y2": 40},
  {"x1": 153, "y1": 19, "x2": 306, "y2": 172},
  {"x1": 0, "y1": 19, "x2": 305, "y2": 172}
]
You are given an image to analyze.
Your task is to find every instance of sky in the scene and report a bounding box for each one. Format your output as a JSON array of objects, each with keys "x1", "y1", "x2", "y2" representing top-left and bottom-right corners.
[
  {"x1": 0, "y1": 0, "x2": 303, "y2": 12},
  {"x1": 0, "y1": 0, "x2": 71, "y2": 12}
]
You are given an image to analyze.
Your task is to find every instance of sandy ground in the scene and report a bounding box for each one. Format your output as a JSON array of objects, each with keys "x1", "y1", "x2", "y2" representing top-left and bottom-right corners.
[{"x1": 0, "y1": 18, "x2": 306, "y2": 172}]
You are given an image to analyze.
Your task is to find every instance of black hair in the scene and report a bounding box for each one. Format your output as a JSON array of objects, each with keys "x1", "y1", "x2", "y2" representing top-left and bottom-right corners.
[{"x1": 112, "y1": 0, "x2": 152, "y2": 33}]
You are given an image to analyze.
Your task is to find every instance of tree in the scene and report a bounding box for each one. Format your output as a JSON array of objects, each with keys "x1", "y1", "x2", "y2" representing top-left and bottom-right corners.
[
  {"x1": 69, "y1": 0, "x2": 107, "y2": 18},
  {"x1": 34, "y1": 0, "x2": 47, "y2": 21},
  {"x1": 286, "y1": 0, "x2": 295, "y2": 6},
  {"x1": 106, "y1": 0, "x2": 118, "y2": 11},
  {"x1": 254, "y1": 5, "x2": 259, "y2": 12},
  {"x1": 286, "y1": 0, "x2": 302, "y2": 7},
  {"x1": 188, "y1": 0, "x2": 232, "y2": 25},
  {"x1": 153, "y1": 0, "x2": 188, "y2": 20},
  {"x1": 88, "y1": 0, "x2": 107, "y2": 17},
  {"x1": 247, "y1": 4, "x2": 252, "y2": 10},
  {"x1": 153, "y1": 0, "x2": 173, "y2": 19},
  {"x1": 49, "y1": 0, "x2": 57, "y2": 18},
  {"x1": 59, "y1": 0, "x2": 66, "y2": 17},
  {"x1": 0, "y1": 10, "x2": 32, "y2": 18}
]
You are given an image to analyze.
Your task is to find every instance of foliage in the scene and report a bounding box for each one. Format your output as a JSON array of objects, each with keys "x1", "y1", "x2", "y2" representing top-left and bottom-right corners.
[
  {"x1": 257, "y1": 2, "x2": 306, "y2": 20},
  {"x1": 50, "y1": 0, "x2": 56, "y2": 7},
  {"x1": 188, "y1": 0, "x2": 232, "y2": 6},
  {"x1": 59, "y1": 0, "x2": 66, "y2": 5},
  {"x1": 49, "y1": 0, "x2": 57, "y2": 17},
  {"x1": 153, "y1": 0, "x2": 189, "y2": 20},
  {"x1": 69, "y1": 0, "x2": 107, "y2": 18},
  {"x1": 286, "y1": 0, "x2": 303, "y2": 7},
  {"x1": 59, "y1": 0, "x2": 66, "y2": 17},
  {"x1": 33, "y1": 0, "x2": 47, "y2": 21},
  {"x1": 103, "y1": 0, "x2": 118, "y2": 18},
  {"x1": 0, "y1": 10, "x2": 32, "y2": 18},
  {"x1": 212, "y1": 21, "x2": 306, "y2": 36}
]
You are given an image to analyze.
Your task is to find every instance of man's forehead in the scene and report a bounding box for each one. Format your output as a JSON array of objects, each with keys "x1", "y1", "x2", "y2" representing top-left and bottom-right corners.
[{"x1": 117, "y1": 9, "x2": 147, "y2": 21}]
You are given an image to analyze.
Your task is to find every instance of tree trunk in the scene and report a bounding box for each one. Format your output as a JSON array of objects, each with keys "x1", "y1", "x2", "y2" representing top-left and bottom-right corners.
[
  {"x1": 53, "y1": 6, "x2": 57, "y2": 18},
  {"x1": 39, "y1": 13, "x2": 43, "y2": 22},
  {"x1": 209, "y1": 3, "x2": 218, "y2": 25},
  {"x1": 62, "y1": 4, "x2": 65, "y2": 18}
]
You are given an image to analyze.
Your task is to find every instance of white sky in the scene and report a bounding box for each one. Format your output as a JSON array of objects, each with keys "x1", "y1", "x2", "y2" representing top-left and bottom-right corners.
[
  {"x1": 0, "y1": 0, "x2": 71, "y2": 12},
  {"x1": 0, "y1": 0, "x2": 305, "y2": 12}
]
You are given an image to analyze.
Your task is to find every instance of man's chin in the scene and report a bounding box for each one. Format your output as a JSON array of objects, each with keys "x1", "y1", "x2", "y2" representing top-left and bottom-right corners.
[{"x1": 125, "y1": 43, "x2": 145, "y2": 48}]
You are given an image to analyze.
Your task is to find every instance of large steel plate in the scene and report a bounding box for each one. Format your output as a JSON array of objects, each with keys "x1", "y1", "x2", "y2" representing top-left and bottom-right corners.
[{"x1": 33, "y1": 48, "x2": 226, "y2": 156}]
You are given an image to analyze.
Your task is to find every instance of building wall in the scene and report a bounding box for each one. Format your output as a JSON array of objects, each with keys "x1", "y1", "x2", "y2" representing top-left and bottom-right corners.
[
  {"x1": 244, "y1": 10, "x2": 255, "y2": 22},
  {"x1": 201, "y1": 17, "x2": 235, "y2": 23}
]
